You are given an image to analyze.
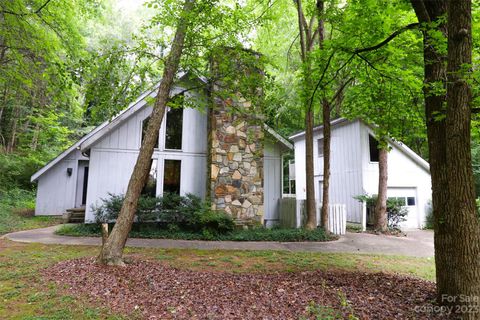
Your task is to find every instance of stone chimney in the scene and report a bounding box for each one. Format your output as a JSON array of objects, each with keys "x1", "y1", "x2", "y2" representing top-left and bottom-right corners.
[{"x1": 208, "y1": 48, "x2": 264, "y2": 227}]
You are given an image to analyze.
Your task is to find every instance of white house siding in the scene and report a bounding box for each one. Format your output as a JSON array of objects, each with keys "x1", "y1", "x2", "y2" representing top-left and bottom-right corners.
[
  {"x1": 263, "y1": 138, "x2": 283, "y2": 227},
  {"x1": 360, "y1": 125, "x2": 432, "y2": 228},
  {"x1": 322, "y1": 121, "x2": 364, "y2": 224},
  {"x1": 292, "y1": 120, "x2": 364, "y2": 224},
  {"x1": 84, "y1": 104, "x2": 208, "y2": 222},
  {"x1": 35, "y1": 149, "x2": 88, "y2": 215}
]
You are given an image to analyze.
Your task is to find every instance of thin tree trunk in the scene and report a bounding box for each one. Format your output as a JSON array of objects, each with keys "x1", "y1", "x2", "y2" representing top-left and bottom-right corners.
[
  {"x1": 97, "y1": 0, "x2": 194, "y2": 266},
  {"x1": 295, "y1": 0, "x2": 316, "y2": 230},
  {"x1": 31, "y1": 122, "x2": 40, "y2": 151},
  {"x1": 320, "y1": 98, "x2": 330, "y2": 232},
  {"x1": 442, "y1": 0, "x2": 480, "y2": 315},
  {"x1": 374, "y1": 146, "x2": 388, "y2": 232},
  {"x1": 6, "y1": 104, "x2": 19, "y2": 153},
  {"x1": 304, "y1": 107, "x2": 316, "y2": 230},
  {"x1": 317, "y1": 0, "x2": 330, "y2": 232}
]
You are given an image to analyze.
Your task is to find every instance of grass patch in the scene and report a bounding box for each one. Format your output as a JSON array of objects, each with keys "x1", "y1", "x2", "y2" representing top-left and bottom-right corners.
[
  {"x1": 56, "y1": 223, "x2": 335, "y2": 242},
  {"x1": 0, "y1": 239, "x2": 435, "y2": 318},
  {"x1": 0, "y1": 189, "x2": 63, "y2": 235}
]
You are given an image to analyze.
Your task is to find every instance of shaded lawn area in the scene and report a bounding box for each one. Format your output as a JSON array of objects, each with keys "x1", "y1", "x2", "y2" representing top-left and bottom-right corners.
[
  {"x1": 0, "y1": 239, "x2": 441, "y2": 319},
  {"x1": 0, "y1": 203, "x2": 62, "y2": 236}
]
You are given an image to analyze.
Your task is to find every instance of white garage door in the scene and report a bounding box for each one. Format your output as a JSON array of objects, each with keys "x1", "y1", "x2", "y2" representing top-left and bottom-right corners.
[{"x1": 387, "y1": 187, "x2": 419, "y2": 229}]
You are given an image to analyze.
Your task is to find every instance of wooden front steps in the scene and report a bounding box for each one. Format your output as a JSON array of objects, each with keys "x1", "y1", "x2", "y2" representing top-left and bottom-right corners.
[{"x1": 64, "y1": 207, "x2": 86, "y2": 223}]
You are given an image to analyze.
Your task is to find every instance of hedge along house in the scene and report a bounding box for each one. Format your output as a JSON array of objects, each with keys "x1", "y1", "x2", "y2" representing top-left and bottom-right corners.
[
  {"x1": 289, "y1": 118, "x2": 432, "y2": 230},
  {"x1": 31, "y1": 54, "x2": 293, "y2": 227}
]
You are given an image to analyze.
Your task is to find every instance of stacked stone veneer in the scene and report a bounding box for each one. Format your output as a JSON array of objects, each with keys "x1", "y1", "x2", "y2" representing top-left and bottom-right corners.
[{"x1": 210, "y1": 99, "x2": 264, "y2": 226}]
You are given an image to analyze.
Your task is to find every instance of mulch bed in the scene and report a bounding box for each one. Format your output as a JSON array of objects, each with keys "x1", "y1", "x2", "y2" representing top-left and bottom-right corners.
[{"x1": 44, "y1": 257, "x2": 449, "y2": 319}]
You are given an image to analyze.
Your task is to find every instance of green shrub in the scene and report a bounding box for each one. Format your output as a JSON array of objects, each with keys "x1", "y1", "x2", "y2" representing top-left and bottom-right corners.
[
  {"x1": 425, "y1": 206, "x2": 434, "y2": 230},
  {"x1": 92, "y1": 193, "x2": 234, "y2": 234},
  {"x1": 56, "y1": 223, "x2": 333, "y2": 242},
  {"x1": 354, "y1": 194, "x2": 408, "y2": 229}
]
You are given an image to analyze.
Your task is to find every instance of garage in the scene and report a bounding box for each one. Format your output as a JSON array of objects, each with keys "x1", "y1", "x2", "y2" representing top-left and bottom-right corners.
[{"x1": 387, "y1": 187, "x2": 419, "y2": 229}]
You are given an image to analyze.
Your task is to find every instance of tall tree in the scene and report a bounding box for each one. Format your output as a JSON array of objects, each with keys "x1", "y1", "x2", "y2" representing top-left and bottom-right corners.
[
  {"x1": 443, "y1": 0, "x2": 480, "y2": 313},
  {"x1": 294, "y1": 0, "x2": 318, "y2": 230},
  {"x1": 411, "y1": 0, "x2": 480, "y2": 313},
  {"x1": 318, "y1": 0, "x2": 330, "y2": 233},
  {"x1": 97, "y1": 0, "x2": 195, "y2": 266}
]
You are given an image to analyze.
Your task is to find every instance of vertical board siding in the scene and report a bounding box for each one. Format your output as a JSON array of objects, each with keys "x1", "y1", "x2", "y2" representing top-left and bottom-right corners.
[
  {"x1": 264, "y1": 139, "x2": 283, "y2": 227},
  {"x1": 34, "y1": 149, "x2": 89, "y2": 215},
  {"x1": 360, "y1": 125, "x2": 432, "y2": 228},
  {"x1": 293, "y1": 120, "x2": 364, "y2": 223},
  {"x1": 84, "y1": 105, "x2": 209, "y2": 222}
]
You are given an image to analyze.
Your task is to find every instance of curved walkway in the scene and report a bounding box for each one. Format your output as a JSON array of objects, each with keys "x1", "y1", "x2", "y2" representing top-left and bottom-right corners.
[{"x1": 1, "y1": 225, "x2": 434, "y2": 257}]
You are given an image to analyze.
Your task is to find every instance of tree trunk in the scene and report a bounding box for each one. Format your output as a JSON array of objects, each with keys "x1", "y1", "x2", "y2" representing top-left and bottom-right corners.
[
  {"x1": 442, "y1": 0, "x2": 480, "y2": 315},
  {"x1": 320, "y1": 98, "x2": 330, "y2": 232},
  {"x1": 411, "y1": 0, "x2": 480, "y2": 313},
  {"x1": 96, "y1": 0, "x2": 194, "y2": 266},
  {"x1": 295, "y1": 0, "x2": 316, "y2": 230},
  {"x1": 374, "y1": 146, "x2": 388, "y2": 232},
  {"x1": 304, "y1": 107, "x2": 317, "y2": 230},
  {"x1": 6, "y1": 104, "x2": 19, "y2": 153}
]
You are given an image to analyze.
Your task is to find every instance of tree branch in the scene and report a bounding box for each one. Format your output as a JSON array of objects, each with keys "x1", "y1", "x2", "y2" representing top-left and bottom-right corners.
[
  {"x1": 353, "y1": 23, "x2": 420, "y2": 54},
  {"x1": 328, "y1": 76, "x2": 354, "y2": 107},
  {"x1": 0, "y1": 0, "x2": 52, "y2": 16},
  {"x1": 308, "y1": 22, "x2": 421, "y2": 109}
]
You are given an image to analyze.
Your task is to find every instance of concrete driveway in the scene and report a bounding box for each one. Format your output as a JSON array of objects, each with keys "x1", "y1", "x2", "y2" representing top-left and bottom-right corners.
[{"x1": 1, "y1": 226, "x2": 434, "y2": 257}]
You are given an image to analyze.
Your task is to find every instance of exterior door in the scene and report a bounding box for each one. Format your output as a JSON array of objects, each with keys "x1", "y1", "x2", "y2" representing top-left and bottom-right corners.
[{"x1": 75, "y1": 161, "x2": 89, "y2": 208}]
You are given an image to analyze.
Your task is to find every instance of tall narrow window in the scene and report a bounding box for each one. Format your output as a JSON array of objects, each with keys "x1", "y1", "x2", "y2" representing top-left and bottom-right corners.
[
  {"x1": 165, "y1": 106, "x2": 183, "y2": 150},
  {"x1": 317, "y1": 139, "x2": 324, "y2": 157},
  {"x1": 163, "y1": 160, "x2": 181, "y2": 194},
  {"x1": 141, "y1": 159, "x2": 158, "y2": 197},
  {"x1": 369, "y1": 135, "x2": 380, "y2": 162},
  {"x1": 142, "y1": 117, "x2": 159, "y2": 148}
]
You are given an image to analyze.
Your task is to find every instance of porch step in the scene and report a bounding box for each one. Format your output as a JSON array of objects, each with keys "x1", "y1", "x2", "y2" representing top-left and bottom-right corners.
[{"x1": 64, "y1": 207, "x2": 86, "y2": 223}]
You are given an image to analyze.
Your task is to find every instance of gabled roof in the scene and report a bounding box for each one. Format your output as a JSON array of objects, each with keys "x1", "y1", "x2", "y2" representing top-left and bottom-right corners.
[
  {"x1": 80, "y1": 84, "x2": 161, "y2": 151},
  {"x1": 288, "y1": 117, "x2": 348, "y2": 141},
  {"x1": 31, "y1": 77, "x2": 292, "y2": 182},
  {"x1": 288, "y1": 118, "x2": 430, "y2": 172},
  {"x1": 264, "y1": 124, "x2": 293, "y2": 150},
  {"x1": 30, "y1": 122, "x2": 108, "y2": 182}
]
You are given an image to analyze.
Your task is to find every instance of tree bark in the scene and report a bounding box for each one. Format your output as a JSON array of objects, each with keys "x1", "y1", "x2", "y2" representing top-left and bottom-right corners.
[
  {"x1": 96, "y1": 0, "x2": 194, "y2": 266},
  {"x1": 295, "y1": 0, "x2": 316, "y2": 230},
  {"x1": 411, "y1": 0, "x2": 480, "y2": 313},
  {"x1": 317, "y1": 0, "x2": 330, "y2": 232},
  {"x1": 320, "y1": 98, "x2": 330, "y2": 232},
  {"x1": 442, "y1": 0, "x2": 480, "y2": 315},
  {"x1": 374, "y1": 145, "x2": 388, "y2": 232},
  {"x1": 304, "y1": 107, "x2": 317, "y2": 230}
]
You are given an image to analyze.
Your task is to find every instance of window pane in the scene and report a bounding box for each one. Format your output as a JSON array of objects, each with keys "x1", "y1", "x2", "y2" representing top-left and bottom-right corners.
[
  {"x1": 163, "y1": 160, "x2": 181, "y2": 194},
  {"x1": 141, "y1": 159, "x2": 157, "y2": 197},
  {"x1": 369, "y1": 135, "x2": 379, "y2": 162},
  {"x1": 165, "y1": 107, "x2": 183, "y2": 150},
  {"x1": 142, "y1": 117, "x2": 159, "y2": 148},
  {"x1": 407, "y1": 197, "x2": 416, "y2": 206},
  {"x1": 318, "y1": 139, "x2": 324, "y2": 157}
]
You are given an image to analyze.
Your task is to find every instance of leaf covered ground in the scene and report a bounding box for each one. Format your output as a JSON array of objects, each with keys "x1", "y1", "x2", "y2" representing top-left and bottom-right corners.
[
  {"x1": 0, "y1": 239, "x2": 443, "y2": 319},
  {"x1": 45, "y1": 257, "x2": 446, "y2": 319}
]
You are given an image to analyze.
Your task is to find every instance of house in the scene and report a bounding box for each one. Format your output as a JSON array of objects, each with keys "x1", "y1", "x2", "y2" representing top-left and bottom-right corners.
[
  {"x1": 289, "y1": 118, "x2": 432, "y2": 230},
  {"x1": 30, "y1": 73, "x2": 293, "y2": 227}
]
